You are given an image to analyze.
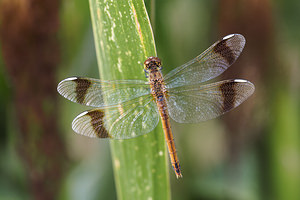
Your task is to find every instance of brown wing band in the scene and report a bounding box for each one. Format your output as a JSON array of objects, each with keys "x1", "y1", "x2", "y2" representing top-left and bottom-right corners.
[
  {"x1": 213, "y1": 39, "x2": 235, "y2": 65},
  {"x1": 87, "y1": 110, "x2": 112, "y2": 138},
  {"x1": 219, "y1": 81, "x2": 237, "y2": 112},
  {"x1": 73, "y1": 78, "x2": 91, "y2": 104}
]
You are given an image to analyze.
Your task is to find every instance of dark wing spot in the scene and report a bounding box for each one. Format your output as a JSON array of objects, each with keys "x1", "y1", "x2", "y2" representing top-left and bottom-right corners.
[
  {"x1": 87, "y1": 110, "x2": 111, "y2": 138},
  {"x1": 213, "y1": 39, "x2": 235, "y2": 65},
  {"x1": 219, "y1": 81, "x2": 237, "y2": 112},
  {"x1": 73, "y1": 78, "x2": 91, "y2": 104}
]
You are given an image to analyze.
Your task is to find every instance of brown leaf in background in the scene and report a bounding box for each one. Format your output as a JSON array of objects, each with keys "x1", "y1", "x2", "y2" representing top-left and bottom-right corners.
[{"x1": 0, "y1": 0, "x2": 67, "y2": 199}]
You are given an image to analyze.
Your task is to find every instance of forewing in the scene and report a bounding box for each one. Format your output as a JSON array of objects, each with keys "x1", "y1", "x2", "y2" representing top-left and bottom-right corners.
[
  {"x1": 166, "y1": 79, "x2": 255, "y2": 123},
  {"x1": 164, "y1": 34, "x2": 246, "y2": 88},
  {"x1": 72, "y1": 95, "x2": 159, "y2": 139},
  {"x1": 57, "y1": 77, "x2": 150, "y2": 107}
]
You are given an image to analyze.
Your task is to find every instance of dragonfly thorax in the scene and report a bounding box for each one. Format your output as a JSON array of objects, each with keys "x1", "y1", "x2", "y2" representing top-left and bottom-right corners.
[{"x1": 144, "y1": 56, "x2": 162, "y2": 72}]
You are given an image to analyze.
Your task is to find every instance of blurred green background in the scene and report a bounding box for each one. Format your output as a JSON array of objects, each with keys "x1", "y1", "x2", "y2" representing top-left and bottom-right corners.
[{"x1": 0, "y1": 0, "x2": 300, "y2": 199}]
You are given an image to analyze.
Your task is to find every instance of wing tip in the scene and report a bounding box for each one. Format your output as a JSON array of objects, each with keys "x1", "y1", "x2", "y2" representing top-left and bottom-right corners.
[
  {"x1": 71, "y1": 111, "x2": 98, "y2": 138},
  {"x1": 223, "y1": 33, "x2": 246, "y2": 49},
  {"x1": 64, "y1": 77, "x2": 79, "y2": 81},
  {"x1": 223, "y1": 34, "x2": 236, "y2": 40},
  {"x1": 233, "y1": 79, "x2": 255, "y2": 104},
  {"x1": 223, "y1": 33, "x2": 245, "y2": 40},
  {"x1": 57, "y1": 77, "x2": 79, "y2": 94},
  {"x1": 233, "y1": 79, "x2": 255, "y2": 94},
  {"x1": 72, "y1": 109, "x2": 113, "y2": 139}
]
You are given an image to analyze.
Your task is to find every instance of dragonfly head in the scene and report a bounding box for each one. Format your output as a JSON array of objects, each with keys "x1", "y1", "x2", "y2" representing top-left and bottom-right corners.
[{"x1": 144, "y1": 57, "x2": 162, "y2": 72}]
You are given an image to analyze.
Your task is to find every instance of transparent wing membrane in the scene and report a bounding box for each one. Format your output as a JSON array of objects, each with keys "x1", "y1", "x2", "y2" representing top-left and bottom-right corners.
[
  {"x1": 164, "y1": 34, "x2": 246, "y2": 88},
  {"x1": 166, "y1": 79, "x2": 255, "y2": 123},
  {"x1": 72, "y1": 95, "x2": 159, "y2": 139},
  {"x1": 58, "y1": 34, "x2": 254, "y2": 139},
  {"x1": 57, "y1": 77, "x2": 150, "y2": 107}
]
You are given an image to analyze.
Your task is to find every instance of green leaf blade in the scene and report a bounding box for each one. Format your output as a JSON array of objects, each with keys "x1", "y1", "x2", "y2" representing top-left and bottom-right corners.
[{"x1": 89, "y1": 0, "x2": 170, "y2": 199}]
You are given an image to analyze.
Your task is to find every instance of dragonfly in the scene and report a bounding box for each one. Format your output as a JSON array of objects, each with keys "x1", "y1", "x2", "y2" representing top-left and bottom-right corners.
[{"x1": 57, "y1": 34, "x2": 255, "y2": 178}]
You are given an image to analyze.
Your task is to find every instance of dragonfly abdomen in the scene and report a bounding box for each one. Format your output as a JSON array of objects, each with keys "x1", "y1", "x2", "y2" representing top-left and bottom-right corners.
[
  {"x1": 156, "y1": 99, "x2": 183, "y2": 178},
  {"x1": 147, "y1": 64, "x2": 183, "y2": 178}
]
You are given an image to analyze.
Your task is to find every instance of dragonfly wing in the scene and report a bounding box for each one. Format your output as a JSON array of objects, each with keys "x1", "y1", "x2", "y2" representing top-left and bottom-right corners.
[
  {"x1": 72, "y1": 95, "x2": 159, "y2": 139},
  {"x1": 166, "y1": 79, "x2": 255, "y2": 123},
  {"x1": 164, "y1": 34, "x2": 245, "y2": 88},
  {"x1": 57, "y1": 77, "x2": 150, "y2": 107}
]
